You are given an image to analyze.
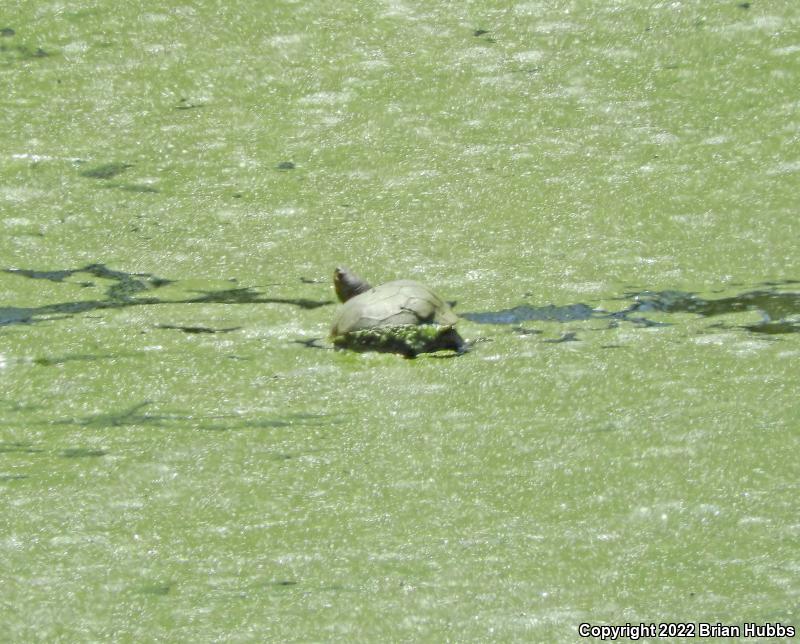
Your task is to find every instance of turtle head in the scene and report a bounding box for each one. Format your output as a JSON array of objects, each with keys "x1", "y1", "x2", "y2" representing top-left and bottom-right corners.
[{"x1": 333, "y1": 267, "x2": 372, "y2": 302}]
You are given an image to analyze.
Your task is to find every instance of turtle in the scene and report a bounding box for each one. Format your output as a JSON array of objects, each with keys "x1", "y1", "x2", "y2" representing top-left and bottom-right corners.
[{"x1": 330, "y1": 267, "x2": 466, "y2": 357}]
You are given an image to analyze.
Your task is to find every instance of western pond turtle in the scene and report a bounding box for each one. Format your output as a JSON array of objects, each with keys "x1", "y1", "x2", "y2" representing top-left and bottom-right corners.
[{"x1": 331, "y1": 267, "x2": 465, "y2": 357}]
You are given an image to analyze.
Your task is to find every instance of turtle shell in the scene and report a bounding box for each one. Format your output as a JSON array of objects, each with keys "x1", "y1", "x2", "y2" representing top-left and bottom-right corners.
[{"x1": 331, "y1": 280, "x2": 457, "y2": 336}]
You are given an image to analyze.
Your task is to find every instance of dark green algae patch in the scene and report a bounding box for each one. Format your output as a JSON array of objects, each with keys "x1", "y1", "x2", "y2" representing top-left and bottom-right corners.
[
  {"x1": 0, "y1": 28, "x2": 51, "y2": 61},
  {"x1": 79, "y1": 162, "x2": 134, "y2": 180},
  {"x1": 76, "y1": 161, "x2": 160, "y2": 193},
  {"x1": 332, "y1": 324, "x2": 466, "y2": 358}
]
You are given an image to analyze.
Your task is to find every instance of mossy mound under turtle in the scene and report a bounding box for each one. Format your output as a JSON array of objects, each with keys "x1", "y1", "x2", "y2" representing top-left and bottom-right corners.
[{"x1": 331, "y1": 268, "x2": 465, "y2": 357}]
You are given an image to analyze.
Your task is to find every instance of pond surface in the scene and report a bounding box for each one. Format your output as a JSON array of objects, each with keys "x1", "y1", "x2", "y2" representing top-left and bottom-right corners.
[{"x1": 2, "y1": 0, "x2": 799, "y2": 640}]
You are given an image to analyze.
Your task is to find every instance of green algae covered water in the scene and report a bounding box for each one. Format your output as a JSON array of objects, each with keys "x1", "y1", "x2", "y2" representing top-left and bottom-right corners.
[{"x1": 1, "y1": 1, "x2": 798, "y2": 641}]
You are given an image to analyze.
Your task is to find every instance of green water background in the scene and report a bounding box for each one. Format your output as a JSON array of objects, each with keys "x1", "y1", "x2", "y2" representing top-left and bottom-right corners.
[{"x1": 1, "y1": 0, "x2": 798, "y2": 640}]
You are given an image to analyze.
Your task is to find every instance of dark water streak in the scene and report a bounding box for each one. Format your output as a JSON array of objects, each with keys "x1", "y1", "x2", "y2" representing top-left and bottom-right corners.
[
  {"x1": 463, "y1": 282, "x2": 800, "y2": 335},
  {"x1": 1, "y1": 264, "x2": 331, "y2": 327},
  {"x1": 3, "y1": 265, "x2": 798, "y2": 336}
]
